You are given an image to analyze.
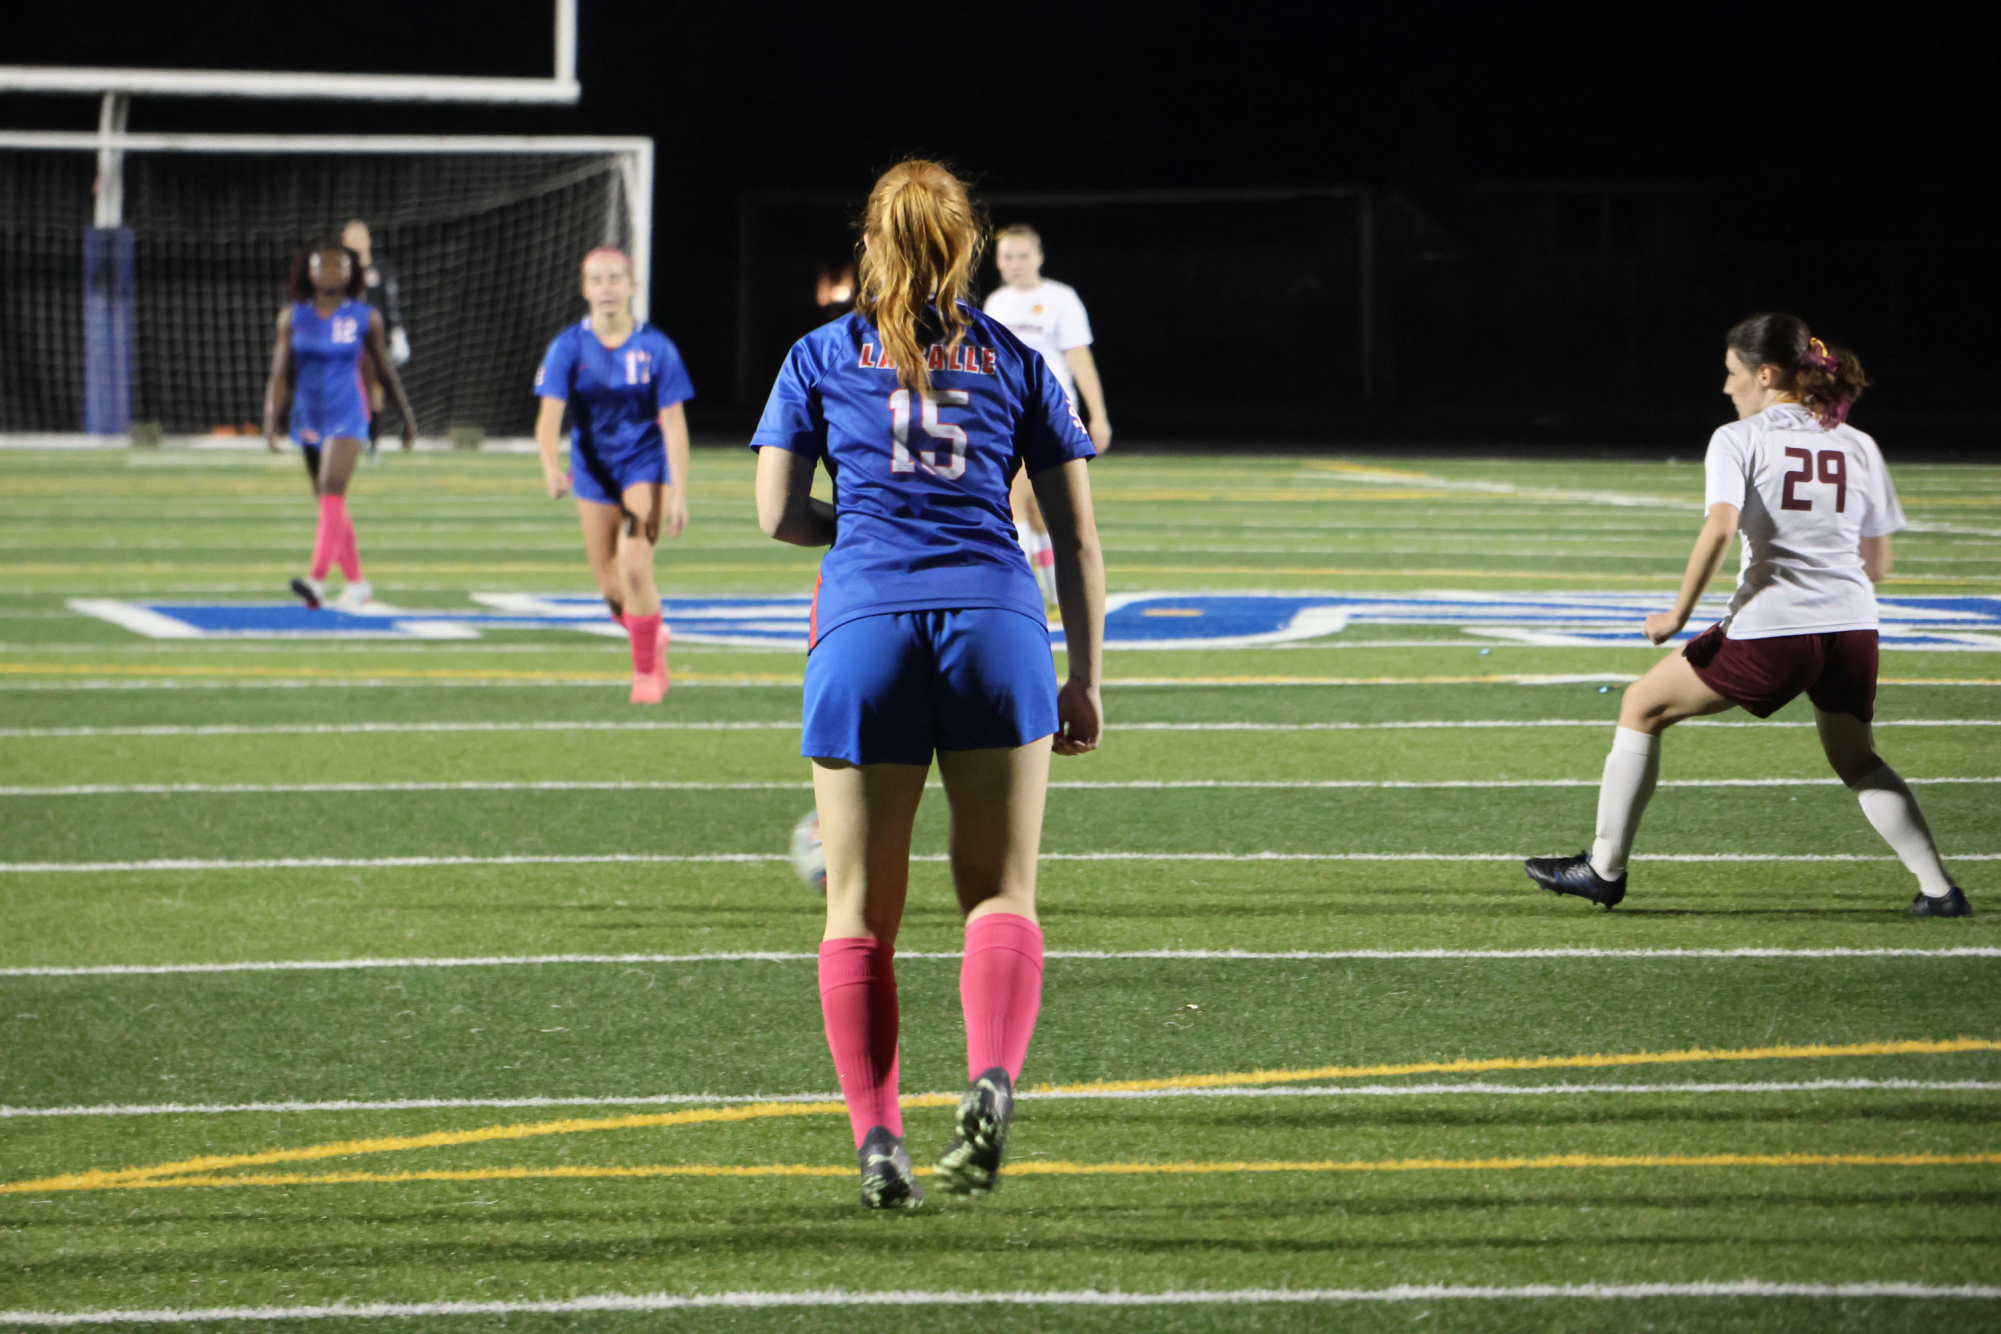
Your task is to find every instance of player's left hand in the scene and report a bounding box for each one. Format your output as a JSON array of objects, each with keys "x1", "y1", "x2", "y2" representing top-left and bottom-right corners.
[
  {"x1": 1053, "y1": 677, "x2": 1102, "y2": 755},
  {"x1": 1643, "y1": 611, "x2": 1683, "y2": 646},
  {"x1": 662, "y1": 496, "x2": 689, "y2": 541},
  {"x1": 399, "y1": 422, "x2": 417, "y2": 452},
  {"x1": 1089, "y1": 418, "x2": 1113, "y2": 454}
]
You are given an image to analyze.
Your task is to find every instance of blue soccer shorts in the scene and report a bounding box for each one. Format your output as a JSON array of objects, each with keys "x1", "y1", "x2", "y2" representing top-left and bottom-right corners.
[
  {"x1": 801, "y1": 608, "x2": 1059, "y2": 766},
  {"x1": 572, "y1": 446, "x2": 667, "y2": 506},
  {"x1": 291, "y1": 411, "x2": 370, "y2": 449}
]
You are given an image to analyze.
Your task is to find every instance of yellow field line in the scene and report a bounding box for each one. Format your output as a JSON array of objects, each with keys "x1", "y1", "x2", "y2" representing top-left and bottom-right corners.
[
  {"x1": 7, "y1": 1037, "x2": 1993, "y2": 1197},
  {"x1": 0, "y1": 1099, "x2": 886, "y2": 1194},
  {"x1": 1037, "y1": 1037, "x2": 2001, "y2": 1095},
  {"x1": 1108, "y1": 565, "x2": 1681, "y2": 581},
  {"x1": 1299, "y1": 462, "x2": 1443, "y2": 480},
  {"x1": 41, "y1": 1150, "x2": 2001, "y2": 1194},
  {"x1": 0, "y1": 663, "x2": 801, "y2": 684},
  {"x1": 0, "y1": 564, "x2": 816, "y2": 575},
  {"x1": 1092, "y1": 489, "x2": 1454, "y2": 502}
]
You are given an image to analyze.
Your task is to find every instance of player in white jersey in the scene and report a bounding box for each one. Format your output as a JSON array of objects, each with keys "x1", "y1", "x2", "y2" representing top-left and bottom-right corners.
[
  {"x1": 984, "y1": 226, "x2": 1111, "y2": 604},
  {"x1": 1527, "y1": 313, "x2": 1970, "y2": 917}
]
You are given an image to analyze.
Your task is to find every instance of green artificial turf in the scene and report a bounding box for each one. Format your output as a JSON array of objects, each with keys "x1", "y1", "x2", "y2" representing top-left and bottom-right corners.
[{"x1": 2, "y1": 448, "x2": 1998, "y2": 1329}]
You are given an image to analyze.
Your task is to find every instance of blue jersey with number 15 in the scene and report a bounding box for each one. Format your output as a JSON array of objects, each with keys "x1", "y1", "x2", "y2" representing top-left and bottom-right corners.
[{"x1": 749, "y1": 304, "x2": 1094, "y2": 646}]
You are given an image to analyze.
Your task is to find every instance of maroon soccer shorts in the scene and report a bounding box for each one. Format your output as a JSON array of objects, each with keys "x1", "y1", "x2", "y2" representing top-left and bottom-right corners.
[{"x1": 1681, "y1": 624, "x2": 1879, "y2": 722}]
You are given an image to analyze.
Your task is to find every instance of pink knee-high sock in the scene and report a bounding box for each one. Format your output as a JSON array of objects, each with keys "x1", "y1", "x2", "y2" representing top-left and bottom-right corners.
[
  {"x1": 310, "y1": 494, "x2": 349, "y2": 581},
  {"x1": 334, "y1": 502, "x2": 361, "y2": 582},
  {"x1": 627, "y1": 612, "x2": 662, "y2": 676},
  {"x1": 960, "y1": 912, "x2": 1044, "y2": 1083},
  {"x1": 818, "y1": 937, "x2": 902, "y2": 1147}
]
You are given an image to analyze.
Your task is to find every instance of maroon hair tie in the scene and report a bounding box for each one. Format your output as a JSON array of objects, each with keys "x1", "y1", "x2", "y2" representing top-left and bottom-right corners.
[{"x1": 1802, "y1": 336, "x2": 1840, "y2": 374}]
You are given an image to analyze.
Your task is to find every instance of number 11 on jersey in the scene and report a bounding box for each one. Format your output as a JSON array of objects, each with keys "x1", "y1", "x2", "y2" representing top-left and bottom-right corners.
[{"x1": 889, "y1": 389, "x2": 970, "y2": 480}]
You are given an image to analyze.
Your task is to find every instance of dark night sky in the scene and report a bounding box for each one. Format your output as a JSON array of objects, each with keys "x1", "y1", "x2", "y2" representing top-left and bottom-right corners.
[
  {"x1": 9, "y1": 2, "x2": 1986, "y2": 190},
  {"x1": 6, "y1": 1, "x2": 1991, "y2": 439}
]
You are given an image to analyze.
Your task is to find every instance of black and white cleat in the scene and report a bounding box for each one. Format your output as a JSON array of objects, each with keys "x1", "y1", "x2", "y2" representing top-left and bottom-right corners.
[
  {"x1": 857, "y1": 1125, "x2": 923, "y2": 1210},
  {"x1": 289, "y1": 577, "x2": 323, "y2": 610},
  {"x1": 1524, "y1": 850, "x2": 1628, "y2": 909},
  {"x1": 936, "y1": 1066, "x2": 1015, "y2": 1196},
  {"x1": 1908, "y1": 886, "x2": 1974, "y2": 918}
]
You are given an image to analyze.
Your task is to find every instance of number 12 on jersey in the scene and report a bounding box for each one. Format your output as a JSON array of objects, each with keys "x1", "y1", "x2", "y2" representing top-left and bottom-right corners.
[{"x1": 889, "y1": 389, "x2": 970, "y2": 480}]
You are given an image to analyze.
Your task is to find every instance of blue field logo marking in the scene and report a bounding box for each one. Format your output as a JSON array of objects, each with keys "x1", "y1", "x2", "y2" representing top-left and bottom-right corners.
[{"x1": 66, "y1": 593, "x2": 2001, "y2": 651}]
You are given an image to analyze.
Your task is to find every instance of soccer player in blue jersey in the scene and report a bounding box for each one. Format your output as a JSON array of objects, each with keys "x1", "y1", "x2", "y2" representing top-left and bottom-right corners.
[
  {"x1": 264, "y1": 239, "x2": 417, "y2": 611},
  {"x1": 753, "y1": 160, "x2": 1107, "y2": 1210},
  {"x1": 534, "y1": 248, "x2": 695, "y2": 704}
]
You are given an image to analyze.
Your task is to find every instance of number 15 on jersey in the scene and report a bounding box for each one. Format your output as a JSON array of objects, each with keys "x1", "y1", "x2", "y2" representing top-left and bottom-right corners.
[{"x1": 889, "y1": 389, "x2": 969, "y2": 480}]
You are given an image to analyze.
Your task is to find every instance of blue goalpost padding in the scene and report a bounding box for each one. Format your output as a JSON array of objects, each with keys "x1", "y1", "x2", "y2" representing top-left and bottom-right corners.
[{"x1": 82, "y1": 226, "x2": 134, "y2": 435}]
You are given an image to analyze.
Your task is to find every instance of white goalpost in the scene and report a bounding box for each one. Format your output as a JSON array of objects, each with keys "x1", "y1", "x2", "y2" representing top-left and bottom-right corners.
[{"x1": 0, "y1": 0, "x2": 579, "y2": 104}]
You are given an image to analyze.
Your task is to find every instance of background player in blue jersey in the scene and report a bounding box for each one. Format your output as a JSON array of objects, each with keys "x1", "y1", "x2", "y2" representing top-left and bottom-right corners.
[
  {"x1": 263, "y1": 239, "x2": 417, "y2": 611},
  {"x1": 534, "y1": 247, "x2": 695, "y2": 704},
  {"x1": 752, "y1": 160, "x2": 1106, "y2": 1210}
]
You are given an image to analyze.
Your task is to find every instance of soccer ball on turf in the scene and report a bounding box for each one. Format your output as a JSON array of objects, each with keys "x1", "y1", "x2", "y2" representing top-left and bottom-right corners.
[{"x1": 790, "y1": 810, "x2": 826, "y2": 894}]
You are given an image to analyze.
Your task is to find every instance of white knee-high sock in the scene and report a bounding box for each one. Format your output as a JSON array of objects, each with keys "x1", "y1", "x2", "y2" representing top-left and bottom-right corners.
[
  {"x1": 1853, "y1": 764, "x2": 1954, "y2": 896},
  {"x1": 1589, "y1": 727, "x2": 1660, "y2": 880}
]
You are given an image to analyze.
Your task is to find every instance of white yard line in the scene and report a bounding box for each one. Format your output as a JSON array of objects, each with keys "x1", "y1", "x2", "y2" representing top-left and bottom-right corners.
[
  {"x1": 3, "y1": 718, "x2": 1992, "y2": 738},
  {"x1": 5, "y1": 676, "x2": 1999, "y2": 691},
  {"x1": 7, "y1": 945, "x2": 1999, "y2": 978},
  {"x1": 8, "y1": 777, "x2": 2000, "y2": 797},
  {"x1": 6, "y1": 852, "x2": 2001, "y2": 876},
  {"x1": 7, "y1": 1079, "x2": 1996, "y2": 1120},
  {"x1": 0, "y1": 1282, "x2": 1994, "y2": 1323}
]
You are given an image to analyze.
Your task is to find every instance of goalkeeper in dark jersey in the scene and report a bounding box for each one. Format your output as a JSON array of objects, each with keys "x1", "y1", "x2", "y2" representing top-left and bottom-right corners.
[{"x1": 341, "y1": 220, "x2": 410, "y2": 454}]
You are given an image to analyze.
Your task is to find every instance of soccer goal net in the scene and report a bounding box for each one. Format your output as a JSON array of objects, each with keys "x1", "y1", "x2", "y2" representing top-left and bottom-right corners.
[{"x1": 0, "y1": 134, "x2": 650, "y2": 440}]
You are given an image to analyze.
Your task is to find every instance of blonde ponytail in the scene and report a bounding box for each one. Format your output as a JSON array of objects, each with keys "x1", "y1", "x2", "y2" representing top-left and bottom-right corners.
[{"x1": 855, "y1": 160, "x2": 986, "y2": 399}]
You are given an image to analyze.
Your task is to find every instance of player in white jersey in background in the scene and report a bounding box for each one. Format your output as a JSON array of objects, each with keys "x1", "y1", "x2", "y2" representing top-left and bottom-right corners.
[
  {"x1": 1526, "y1": 313, "x2": 1971, "y2": 917},
  {"x1": 984, "y1": 226, "x2": 1111, "y2": 604}
]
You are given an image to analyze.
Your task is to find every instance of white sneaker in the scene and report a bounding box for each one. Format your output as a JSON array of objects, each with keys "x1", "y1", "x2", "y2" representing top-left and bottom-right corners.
[{"x1": 332, "y1": 579, "x2": 374, "y2": 610}]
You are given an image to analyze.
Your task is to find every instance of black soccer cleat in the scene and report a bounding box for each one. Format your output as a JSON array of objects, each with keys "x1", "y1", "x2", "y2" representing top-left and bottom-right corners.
[
  {"x1": 936, "y1": 1066, "x2": 1015, "y2": 1196},
  {"x1": 857, "y1": 1125, "x2": 922, "y2": 1210},
  {"x1": 289, "y1": 577, "x2": 322, "y2": 610},
  {"x1": 1908, "y1": 885, "x2": 1973, "y2": 918},
  {"x1": 1525, "y1": 850, "x2": 1627, "y2": 909}
]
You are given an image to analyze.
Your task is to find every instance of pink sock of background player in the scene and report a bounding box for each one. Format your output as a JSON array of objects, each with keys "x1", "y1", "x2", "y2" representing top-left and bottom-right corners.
[
  {"x1": 627, "y1": 611, "x2": 662, "y2": 676},
  {"x1": 310, "y1": 494, "x2": 351, "y2": 581}
]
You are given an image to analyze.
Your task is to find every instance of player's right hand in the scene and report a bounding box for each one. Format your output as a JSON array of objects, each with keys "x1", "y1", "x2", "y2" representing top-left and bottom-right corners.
[
  {"x1": 544, "y1": 468, "x2": 570, "y2": 500},
  {"x1": 1053, "y1": 678, "x2": 1102, "y2": 755},
  {"x1": 1642, "y1": 611, "x2": 1683, "y2": 645}
]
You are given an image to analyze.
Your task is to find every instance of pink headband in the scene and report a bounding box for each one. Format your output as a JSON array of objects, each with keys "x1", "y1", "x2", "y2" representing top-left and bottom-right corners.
[{"x1": 581, "y1": 247, "x2": 631, "y2": 274}]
